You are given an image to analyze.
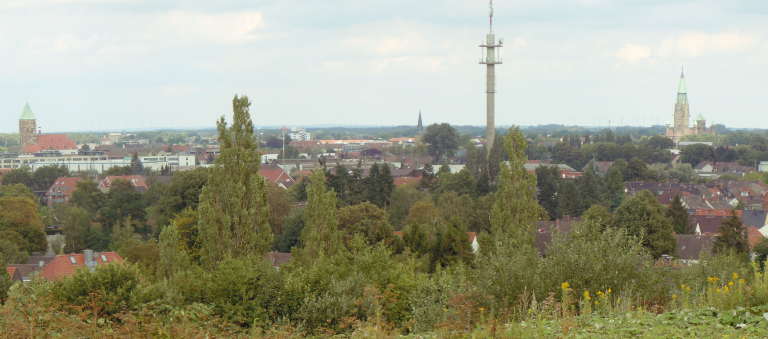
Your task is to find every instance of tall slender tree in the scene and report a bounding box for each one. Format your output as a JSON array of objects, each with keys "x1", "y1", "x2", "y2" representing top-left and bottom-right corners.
[
  {"x1": 488, "y1": 134, "x2": 505, "y2": 182},
  {"x1": 294, "y1": 169, "x2": 345, "y2": 265},
  {"x1": 131, "y1": 151, "x2": 145, "y2": 175},
  {"x1": 0, "y1": 253, "x2": 11, "y2": 304},
  {"x1": 198, "y1": 95, "x2": 273, "y2": 269},
  {"x1": 557, "y1": 181, "x2": 583, "y2": 218}
]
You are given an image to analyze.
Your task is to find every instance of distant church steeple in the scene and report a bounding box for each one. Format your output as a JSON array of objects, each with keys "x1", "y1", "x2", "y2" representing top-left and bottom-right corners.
[
  {"x1": 417, "y1": 110, "x2": 423, "y2": 134},
  {"x1": 19, "y1": 102, "x2": 37, "y2": 153}
]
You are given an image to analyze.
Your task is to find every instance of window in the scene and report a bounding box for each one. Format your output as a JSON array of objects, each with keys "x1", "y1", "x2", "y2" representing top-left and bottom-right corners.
[
  {"x1": 100, "y1": 254, "x2": 108, "y2": 263},
  {"x1": 69, "y1": 256, "x2": 77, "y2": 264}
]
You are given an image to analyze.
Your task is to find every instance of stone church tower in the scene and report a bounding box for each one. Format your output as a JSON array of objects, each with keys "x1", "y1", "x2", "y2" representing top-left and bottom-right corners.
[
  {"x1": 19, "y1": 102, "x2": 37, "y2": 152},
  {"x1": 673, "y1": 71, "x2": 689, "y2": 136}
]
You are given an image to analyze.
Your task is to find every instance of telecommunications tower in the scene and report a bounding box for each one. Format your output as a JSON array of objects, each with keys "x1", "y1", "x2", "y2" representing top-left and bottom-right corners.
[{"x1": 480, "y1": 0, "x2": 502, "y2": 156}]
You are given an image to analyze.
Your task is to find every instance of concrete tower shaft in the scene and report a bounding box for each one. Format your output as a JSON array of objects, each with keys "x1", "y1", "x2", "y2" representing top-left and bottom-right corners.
[{"x1": 480, "y1": 7, "x2": 502, "y2": 156}]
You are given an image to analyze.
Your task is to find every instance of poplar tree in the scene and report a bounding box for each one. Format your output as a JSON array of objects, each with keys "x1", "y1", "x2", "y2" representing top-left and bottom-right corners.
[
  {"x1": 294, "y1": 169, "x2": 345, "y2": 265},
  {"x1": 488, "y1": 134, "x2": 506, "y2": 183},
  {"x1": 157, "y1": 222, "x2": 190, "y2": 281},
  {"x1": 490, "y1": 126, "x2": 542, "y2": 244},
  {"x1": 198, "y1": 95, "x2": 272, "y2": 269}
]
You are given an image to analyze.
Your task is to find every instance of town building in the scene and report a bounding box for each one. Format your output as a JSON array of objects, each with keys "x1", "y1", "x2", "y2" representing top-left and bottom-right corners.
[
  {"x1": 663, "y1": 70, "x2": 716, "y2": 143},
  {"x1": 39, "y1": 250, "x2": 123, "y2": 280},
  {"x1": 289, "y1": 127, "x2": 312, "y2": 141},
  {"x1": 17, "y1": 102, "x2": 79, "y2": 154},
  {"x1": 46, "y1": 177, "x2": 83, "y2": 206}
]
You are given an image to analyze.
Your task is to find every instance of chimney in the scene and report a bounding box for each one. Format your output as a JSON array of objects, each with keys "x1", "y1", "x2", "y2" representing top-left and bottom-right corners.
[
  {"x1": 84, "y1": 249, "x2": 93, "y2": 263},
  {"x1": 39, "y1": 260, "x2": 44, "y2": 267},
  {"x1": 38, "y1": 127, "x2": 41, "y2": 135}
]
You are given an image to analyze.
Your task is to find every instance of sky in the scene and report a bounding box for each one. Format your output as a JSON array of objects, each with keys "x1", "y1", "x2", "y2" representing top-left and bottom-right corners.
[{"x1": 1, "y1": 0, "x2": 767, "y2": 133}]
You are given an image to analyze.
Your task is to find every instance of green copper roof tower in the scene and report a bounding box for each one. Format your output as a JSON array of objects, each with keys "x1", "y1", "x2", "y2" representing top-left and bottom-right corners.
[{"x1": 19, "y1": 102, "x2": 36, "y2": 120}]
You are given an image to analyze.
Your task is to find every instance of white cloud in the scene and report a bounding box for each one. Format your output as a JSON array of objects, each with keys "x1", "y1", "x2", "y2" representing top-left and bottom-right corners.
[
  {"x1": 656, "y1": 31, "x2": 757, "y2": 58},
  {"x1": 614, "y1": 43, "x2": 651, "y2": 64}
]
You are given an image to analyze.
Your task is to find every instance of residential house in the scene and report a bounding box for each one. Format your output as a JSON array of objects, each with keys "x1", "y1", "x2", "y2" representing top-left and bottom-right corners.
[
  {"x1": 39, "y1": 250, "x2": 123, "y2": 280},
  {"x1": 582, "y1": 161, "x2": 613, "y2": 173},
  {"x1": 98, "y1": 175, "x2": 148, "y2": 193},
  {"x1": 6, "y1": 266, "x2": 23, "y2": 282},
  {"x1": 259, "y1": 164, "x2": 294, "y2": 189},
  {"x1": 45, "y1": 177, "x2": 83, "y2": 206},
  {"x1": 675, "y1": 234, "x2": 714, "y2": 265},
  {"x1": 265, "y1": 252, "x2": 292, "y2": 269}
]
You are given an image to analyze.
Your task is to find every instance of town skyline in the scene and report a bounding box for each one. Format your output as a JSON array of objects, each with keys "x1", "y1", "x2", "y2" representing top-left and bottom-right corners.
[{"x1": 1, "y1": 0, "x2": 767, "y2": 133}]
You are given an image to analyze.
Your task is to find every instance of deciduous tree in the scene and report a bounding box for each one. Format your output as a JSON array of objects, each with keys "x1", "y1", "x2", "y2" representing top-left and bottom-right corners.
[{"x1": 198, "y1": 95, "x2": 273, "y2": 269}]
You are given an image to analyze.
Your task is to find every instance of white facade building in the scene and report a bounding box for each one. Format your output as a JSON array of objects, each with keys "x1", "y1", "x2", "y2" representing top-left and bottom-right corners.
[
  {"x1": 7, "y1": 154, "x2": 196, "y2": 174},
  {"x1": 289, "y1": 127, "x2": 311, "y2": 141}
]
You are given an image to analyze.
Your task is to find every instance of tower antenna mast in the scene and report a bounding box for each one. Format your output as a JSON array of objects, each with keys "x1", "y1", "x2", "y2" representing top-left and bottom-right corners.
[
  {"x1": 489, "y1": 0, "x2": 493, "y2": 33},
  {"x1": 480, "y1": 0, "x2": 502, "y2": 157}
]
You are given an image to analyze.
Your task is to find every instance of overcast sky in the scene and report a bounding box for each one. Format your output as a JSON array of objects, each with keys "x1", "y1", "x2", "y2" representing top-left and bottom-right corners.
[{"x1": 1, "y1": 0, "x2": 766, "y2": 133}]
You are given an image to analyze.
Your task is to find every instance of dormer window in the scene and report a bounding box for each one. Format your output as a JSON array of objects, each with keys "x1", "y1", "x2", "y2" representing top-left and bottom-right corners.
[
  {"x1": 101, "y1": 254, "x2": 108, "y2": 263},
  {"x1": 69, "y1": 256, "x2": 77, "y2": 264}
]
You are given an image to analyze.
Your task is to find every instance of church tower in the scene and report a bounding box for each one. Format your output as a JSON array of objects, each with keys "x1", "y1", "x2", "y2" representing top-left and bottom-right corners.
[
  {"x1": 19, "y1": 102, "x2": 37, "y2": 153},
  {"x1": 417, "y1": 110, "x2": 423, "y2": 134},
  {"x1": 673, "y1": 70, "x2": 689, "y2": 136}
]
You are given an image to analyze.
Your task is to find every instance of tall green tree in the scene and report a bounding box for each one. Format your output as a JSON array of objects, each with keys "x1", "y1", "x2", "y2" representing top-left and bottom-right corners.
[
  {"x1": 156, "y1": 167, "x2": 209, "y2": 228},
  {"x1": 490, "y1": 126, "x2": 542, "y2": 242},
  {"x1": 364, "y1": 163, "x2": 382, "y2": 206},
  {"x1": 378, "y1": 164, "x2": 395, "y2": 208},
  {"x1": 680, "y1": 144, "x2": 715, "y2": 166},
  {"x1": 422, "y1": 123, "x2": 460, "y2": 158},
  {"x1": 535, "y1": 165, "x2": 560, "y2": 221},
  {"x1": 157, "y1": 221, "x2": 191, "y2": 281},
  {"x1": 294, "y1": 169, "x2": 345, "y2": 265},
  {"x1": 0, "y1": 196, "x2": 48, "y2": 254},
  {"x1": 131, "y1": 151, "x2": 145, "y2": 175},
  {"x1": 613, "y1": 189, "x2": 676, "y2": 259},
  {"x1": 488, "y1": 134, "x2": 505, "y2": 182},
  {"x1": 666, "y1": 193, "x2": 692, "y2": 234},
  {"x1": 70, "y1": 179, "x2": 104, "y2": 219},
  {"x1": 576, "y1": 169, "x2": 605, "y2": 209},
  {"x1": 713, "y1": 209, "x2": 749, "y2": 254},
  {"x1": 557, "y1": 181, "x2": 583, "y2": 218},
  {"x1": 418, "y1": 163, "x2": 435, "y2": 192},
  {"x1": 198, "y1": 95, "x2": 273, "y2": 270}
]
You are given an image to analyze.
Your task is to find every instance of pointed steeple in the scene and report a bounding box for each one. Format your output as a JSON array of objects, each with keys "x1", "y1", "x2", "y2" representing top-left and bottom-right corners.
[
  {"x1": 19, "y1": 102, "x2": 36, "y2": 120},
  {"x1": 677, "y1": 68, "x2": 687, "y2": 94},
  {"x1": 417, "y1": 110, "x2": 423, "y2": 134}
]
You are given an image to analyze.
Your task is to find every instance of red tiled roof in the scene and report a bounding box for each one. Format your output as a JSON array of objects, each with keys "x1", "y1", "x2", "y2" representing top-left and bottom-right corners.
[
  {"x1": 99, "y1": 175, "x2": 148, "y2": 190},
  {"x1": 7, "y1": 266, "x2": 16, "y2": 276},
  {"x1": 46, "y1": 177, "x2": 83, "y2": 198},
  {"x1": 24, "y1": 134, "x2": 78, "y2": 153},
  {"x1": 748, "y1": 226, "x2": 764, "y2": 250},
  {"x1": 259, "y1": 169, "x2": 293, "y2": 184},
  {"x1": 40, "y1": 252, "x2": 124, "y2": 280}
]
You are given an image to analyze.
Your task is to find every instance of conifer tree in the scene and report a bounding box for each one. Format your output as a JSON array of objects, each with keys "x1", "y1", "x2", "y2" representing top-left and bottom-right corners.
[
  {"x1": 294, "y1": 169, "x2": 345, "y2": 264},
  {"x1": 583, "y1": 132, "x2": 591, "y2": 145},
  {"x1": 535, "y1": 165, "x2": 560, "y2": 220},
  {"x1": 666, "y1": 193, "x2": 692, "y2": 234},
  {"x1": 557, "y1": 181, "x2": 583, "y2": 218},
  {"x1": 131, "y1": 151, "x2": 145, "y2": 175},
  {"x1": 364, "y1": 162, "x2": 381, "y2": 205},
  {"x1": 576, "y1": 169, "x2": 605, "y2": 209},
  {"x1": 198, "y1": 95, "x2": 272, "y2": 269},
  {"x1": 441, "y1": 218, "x2": 475, "y2": 267},
  {"x1": 402, "y1": 222, "x2": 428, "y2": 254},
  {"x1": 490, "y1": 126, "x2": 542, "y2": 243},
  {"x1": 378, "y1": 163, "x2": 395, "y2": 208},
  {"x1": 418, "y1": 163, "x2": 435, "y2": 192},
  {"x1": 714, "y1": 208, "x2": 749, "y2": 254},
  {"x1": 437, "y1": 163, "x2": 451, "y2": 177},
  {"x1": 476, "y1": 170, "x2": 491, "y2": 196}
]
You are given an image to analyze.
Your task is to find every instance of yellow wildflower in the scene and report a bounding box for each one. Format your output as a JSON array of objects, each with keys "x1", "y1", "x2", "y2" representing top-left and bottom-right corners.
[
  {"x1": 724, "y1": 286, "x2": 729, "y2": 293},
  {"x1": 686, "y1": 287, "x2": 691, "y2": 291},
  {"x1": 672, "y1": 294, "x2": 677, "y2": 299},
  {"x1": 608, "y1": 288, "x2": 612, "y2": 293},
  {"x1": 584, "y1": 291, "x2": 591, "y2": 300},
  {"x1": 707, "y1": 277, "x2": 713, "y2": 282},
  {"x1": 728, "y1": 281, "x2": 734, "y2": 286},
  {"x1": 716, "y1": 288, "x2": 721, "y2": 293},
  {"x1": 561, "y1": 282, "x2": 570, "y2": 290},
  {"x1": 595, "y1": 301, "x2": 599, "y2": 305},
  {"x1": 617, "y1": 298, "x2": 621, "y2": 304},
  {"x1": 740, "y1": 279, "x2": 745, "y2": 284},
  {"x1": 681, "y1": 284, "x2": 686, "y2": 289},
  {"x1": 733, "y1": 273, "x2": 739, "y2": 280}
]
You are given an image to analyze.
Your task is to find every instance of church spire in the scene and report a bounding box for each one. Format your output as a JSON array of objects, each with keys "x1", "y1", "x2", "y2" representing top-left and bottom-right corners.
[
  {"x1": 677, "y1": 67, "x2": 687, "y2": 94},
  {"x1": 417, "y1": 110, "x2": 423, "y2": 134}
]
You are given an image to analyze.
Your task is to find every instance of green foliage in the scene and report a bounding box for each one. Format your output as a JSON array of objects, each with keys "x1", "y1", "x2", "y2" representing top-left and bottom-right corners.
[
  {"x1": 198, "y1": 95, "x2": 273, "y2": 269},
  {"x1": 53, "y1": 262, "x2": 146, "y2": 317},
  {"x1": 101, "y1": 165, "x2": 133, "y2": 177},
  {"x1": 613, "y1": 190, "x2": 677, "y2": 259},
  {"x1": 70, "y1": 179, "x2": 104, "y2": 218},
  {"x1": 714, "y1": 209, "x2": 749, "y2": 254},
  {"x1": 422, "y1": 123, "x2": 460, "y2": 158},
  {"x1": 0, "y1": 238, "x2": 30, "y2": 264},
  {"x1": 157, "y1": 222, "x2": 191, "y2": 281},
  {"x1": 488, "y1": 134, "x2": 506, "y2": 183},
  {"x1": 293, "y1": 169, "x2": 345, "y2": 266},
  {"x1": 0, "y1": 166, "x2": 33, "y2": 189},
  {"x1": 387, "y1": 185, "x2": 427, "y2": 229},
  {"x1": 0, "y1": 183, "x2": 37, "y2": 202},
  {"x1": 131, "y1": 151, "x2": 145, "y2": 175},
  {"x1": 0, "y1": 196, "x2": 47, "y2": 254},
  {"x1": 32, "y1": 165, "x2": 69, "y2": 191},
  {"x1": 551, "y1": 141, "x2": 585, "y2": 169},
  {"x1": 680, "y1": 144, "x2": 715, "y2": 166},
  {"x1": 117, "y1": 238, "x2": 160, "y2": 277},
  {"x1": 582, "y1": 204, "x2": 612, "y2": 231},
  {"x1": 557, "y1": 181, "x2": 583, "y2": 217},
  {"x1": 98, "y1": 178, "x2": 147, "y2": 233},
  {"x1": 0, "y1": 253, "x2": 11, "y2": 304},
  {"x1": 535, "y1": 165, "x2": 560, "y2": 220},
  {"x1": 267, "y1": 182, "x2": 293, "y2": 236},
  {"x1": 273, "y1": 208, "x2": 305, "y2": 253},
  {"x1": 667, "y1": 193, "x2": 693, "y2": 234}
]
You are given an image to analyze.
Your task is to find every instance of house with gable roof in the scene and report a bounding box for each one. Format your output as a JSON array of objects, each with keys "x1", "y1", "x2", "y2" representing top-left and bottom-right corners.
[
  {"x1": 46, "y1": 177, "x2": 83, "y2": 206},
  {"x1": 98, "y1": 175, "x2": 148, "y2": 193},
  {"x1": 39, "y1": 250, "x2": 123, "y2": 280}
]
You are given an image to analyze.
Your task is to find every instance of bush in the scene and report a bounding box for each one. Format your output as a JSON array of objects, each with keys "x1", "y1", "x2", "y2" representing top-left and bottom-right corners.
[{"x1": 53, "y1": 263, "x2": 146, "y2": 317}]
